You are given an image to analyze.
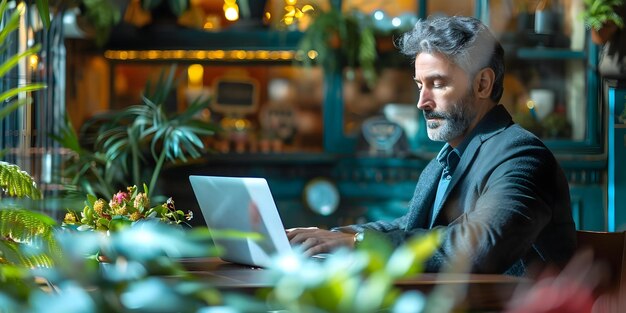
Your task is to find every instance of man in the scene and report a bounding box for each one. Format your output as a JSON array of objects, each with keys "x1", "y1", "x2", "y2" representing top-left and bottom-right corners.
[{"x1": 287, "y1": 16, "x2": 576, "y2": 275}]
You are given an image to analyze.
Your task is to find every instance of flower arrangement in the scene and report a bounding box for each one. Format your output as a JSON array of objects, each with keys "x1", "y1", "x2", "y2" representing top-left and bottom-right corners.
[{"x1": 63, "y1": 184, "x2": 192, "y2": 232}]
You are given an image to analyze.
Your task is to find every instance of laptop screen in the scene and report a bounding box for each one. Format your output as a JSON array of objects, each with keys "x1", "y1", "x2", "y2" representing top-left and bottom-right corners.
[{"x1": 189, "y1": 175, "x2": 292, "y2": 267}]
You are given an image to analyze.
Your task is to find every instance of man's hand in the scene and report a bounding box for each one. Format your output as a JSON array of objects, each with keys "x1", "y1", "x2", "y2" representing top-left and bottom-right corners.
[{"x1": 286, "y1": 227, "x2": 355, "y2": 256}]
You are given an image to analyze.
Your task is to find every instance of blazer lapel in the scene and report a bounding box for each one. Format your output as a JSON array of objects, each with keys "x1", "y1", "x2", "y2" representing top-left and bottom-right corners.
[
  {"x1": 428, "y1": 105, "x2": 513, "y2": 227},
  {"x1": 406, "y1": 159, "x2": 442, "y2": 229},
  {"x1": 429, "y1": 138, "x2": 481, "y2": 227}
]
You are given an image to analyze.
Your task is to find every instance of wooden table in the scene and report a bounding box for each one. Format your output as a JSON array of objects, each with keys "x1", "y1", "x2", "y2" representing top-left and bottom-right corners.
[{"x1": 179, "y1": 257, "x2": 531, "y2": 312}]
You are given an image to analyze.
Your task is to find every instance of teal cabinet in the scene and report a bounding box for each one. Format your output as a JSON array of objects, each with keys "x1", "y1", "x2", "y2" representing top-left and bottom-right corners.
[
  {"x1": 100, "y1": 1, "x2": 608, "y2": 230},
  {"x1": 608, "y1": 84, "x2": 626, "y2": 231},
  {"x1": 472, "y1": 0, "x2": 606, "y2": 230}
]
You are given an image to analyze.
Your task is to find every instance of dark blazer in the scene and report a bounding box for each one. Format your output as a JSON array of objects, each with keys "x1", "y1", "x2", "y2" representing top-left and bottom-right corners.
[{"x1": 339, "y1": 105, "x2": 576, "y2": 275}]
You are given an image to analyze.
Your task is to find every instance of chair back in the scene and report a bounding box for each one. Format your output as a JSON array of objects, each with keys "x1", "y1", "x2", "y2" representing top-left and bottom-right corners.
[{"x1": 576, "y1": 230, "x2": 626, "y2": 294}]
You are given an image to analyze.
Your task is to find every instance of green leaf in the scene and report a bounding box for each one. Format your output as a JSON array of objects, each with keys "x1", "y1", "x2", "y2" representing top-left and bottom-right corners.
[
  {"x1": 0, "y1": 45, "x2": 41, "y2": 78},
  {"x1": 97, "y1": 217, "x2": 110, "y2": 229},
  {"x1": 0, "y1": 208, "x2": 59, "y2": 268},
  {"x1": 34, "y1": 0, "x2": 50, "y2": 30},
  {"x1": 0, "y1": 162, "x2": 41, "y2": 199},
  {"x1": 386, "y1": 230, "x2": 442, "y2": 278},
  {"x1": 582, "y1": 0, "x2": 625, "y2": 30},
  {"x1": 86, "y1": 194, "x2": 98, "y2": 207},
  {"x1": 0, "y1": 84, "x2": 46, "y2": 117},
  {"x1": 109, "y1": 216, "x2": 133, "y2": 231},
  {"x1": 0, "y1": 2, "x2": 22, "y2": 45},
  {"x1": 48, "y1": 116, "x2": 82, "y2": 152}
]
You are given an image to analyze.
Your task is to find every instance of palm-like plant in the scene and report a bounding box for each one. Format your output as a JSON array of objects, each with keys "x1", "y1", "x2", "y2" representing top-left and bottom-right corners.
[
  {"x1": 0, "y1": 0, "x2": 60, "y2": 287},
  {"x1": 55, "y1": 65, "x2": 216, "y2": 199},
  {"x1": 0, "y1": 0, "x2": 46, "y2": 121},
  {"x1": 581, "y1": 0, "x2": 625, "y2": 31},
  {"x1": 0, "y1": 0, "x2": 47, "y2": 199}
]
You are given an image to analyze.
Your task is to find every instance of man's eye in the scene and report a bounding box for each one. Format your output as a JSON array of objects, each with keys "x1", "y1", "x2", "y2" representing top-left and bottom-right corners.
[{"x1": 416, "y1": 84, "x2": 423, "y2": 91}]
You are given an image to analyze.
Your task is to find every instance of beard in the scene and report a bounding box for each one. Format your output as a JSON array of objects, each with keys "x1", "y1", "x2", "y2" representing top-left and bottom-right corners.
[{"x1": 423, "y1": 90, "x2": 476, "y2": 142}]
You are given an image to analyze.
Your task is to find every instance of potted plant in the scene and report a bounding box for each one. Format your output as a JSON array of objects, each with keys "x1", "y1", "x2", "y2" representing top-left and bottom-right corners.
[
  {"x1": 580, "y1": 0, "x2": 625, "y2": 44},
  {"x1": 53, "y1": 65, "x2": 217, "y2": 200},
  {"x1": 297, "y1": 6, "x2": 377, "y2": 87},
  {"x1": 62, "y1": 184, "x2": 192, "y2": 233}
]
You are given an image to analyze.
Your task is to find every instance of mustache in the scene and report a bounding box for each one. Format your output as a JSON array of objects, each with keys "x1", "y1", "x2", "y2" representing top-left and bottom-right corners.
[{"x1": 423, "y1": 110, "x2": 451, "y2": 119}]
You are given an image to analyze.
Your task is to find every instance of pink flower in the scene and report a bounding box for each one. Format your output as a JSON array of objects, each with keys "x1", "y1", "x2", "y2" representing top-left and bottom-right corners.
[
  {"x1": 505, "y1": 250, "x2": 604, "y2": 313},
  {"x1": 113, "y1": 191, "x2": 130, "y2": 204}
]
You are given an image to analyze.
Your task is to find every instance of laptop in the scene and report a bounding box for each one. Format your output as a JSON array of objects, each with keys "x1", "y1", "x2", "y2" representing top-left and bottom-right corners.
[{"x1": 189, "y1": 175, "x2": 295, "y2": 268}]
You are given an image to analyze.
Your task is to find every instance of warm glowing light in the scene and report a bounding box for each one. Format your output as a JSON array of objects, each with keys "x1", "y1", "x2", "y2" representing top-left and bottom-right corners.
[
  {"x1": 301, "y1": 4, "x2": 314, "y2": 12},
  {"x1": 29, "y1": 55, "x2": 39, "y2": 69},
  {"x1": 269, "y1": 51, "x2": 281, "y2": 60},
  {"x1": 103, "y1": 49, "x2": 296, "y2": 61},
  {"x1": 188, "y1": 64, "x2": 204, "y2": 88},
  {"x1": 224, "y1": 7, "x2": 239, "y2": 21},
  {"x1": 307, "y1": 50, "x2": 318, "y2": 59},
  {"x1": 280, "y1": 51, "x2": 293, "y2": 60},
  {"x1": 147, "y1": 50, "x2": 159, "y2": 59},
  {"x1": 527, "y1": 100, "x2": 536, "y2": 110},
  {"x1": 256, "y1": 50, "x2": 270, "y2": 59},
  {"x1": 214, "y1": 50, "x2": 227, "y2": 59},
  {"x1": 285, "y1": 0, "x2": 297, "y2": 5},
  {"x1": 173, "y1": 50, "x2": 185, "y2": 59},
  {"x1": 234, "y1": 50, "x2": 246, "y2": 59},
  {"x1": 234, "y1": 119, "x2": 247, "y2": 130},
  {"x1": 204, "y1": 20, "x2": 216, "y2": 29}
]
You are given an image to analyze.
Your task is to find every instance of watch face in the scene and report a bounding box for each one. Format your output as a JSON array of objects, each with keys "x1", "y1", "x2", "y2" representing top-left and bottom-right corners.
[
  {"x1": 304, "y1": 178, "x2": 340, "y2": 216},
  {"x1": 355, "y1": 232, "x2": 365, "y2": 242}
]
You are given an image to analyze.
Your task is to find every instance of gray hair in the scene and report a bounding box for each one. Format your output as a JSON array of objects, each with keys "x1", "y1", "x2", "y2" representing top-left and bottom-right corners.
[{"x1": 398, "y1": 16, "x2": 505, "y2": 102}]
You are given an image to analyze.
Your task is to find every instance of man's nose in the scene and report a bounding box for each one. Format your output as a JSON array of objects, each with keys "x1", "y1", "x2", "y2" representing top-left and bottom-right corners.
[{"x1": 417, "y1": 88, "x2": 433, "y2": 110}]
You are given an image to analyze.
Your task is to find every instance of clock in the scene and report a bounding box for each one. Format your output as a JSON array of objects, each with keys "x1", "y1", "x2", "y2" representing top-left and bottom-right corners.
[{"x1": 303, "y1": 177, "x2": 340, "y2": 216}]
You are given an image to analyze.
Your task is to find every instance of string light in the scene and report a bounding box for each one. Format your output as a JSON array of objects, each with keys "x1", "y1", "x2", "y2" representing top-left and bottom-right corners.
[
  {"x1": 281, "y1": 0, "x2": 314, "y2": 27},
  {"x1": 29, "y1": 55, "x2": 39, "y2": 70},
  {"x1": 187, "y1": 64, "x2": 204, "y2": 89},
  {"x1": 224, "y1": 0, "x2": 239, "y2": 21},
  {"x1": 104, "y1": 50, "x2": 297, "y2": 61}
]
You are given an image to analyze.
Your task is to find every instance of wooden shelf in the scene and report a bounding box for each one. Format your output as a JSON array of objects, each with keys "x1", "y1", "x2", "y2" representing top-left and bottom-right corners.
[{"x1": 106, "y1": 24, "x2": 303, "y2": 51}]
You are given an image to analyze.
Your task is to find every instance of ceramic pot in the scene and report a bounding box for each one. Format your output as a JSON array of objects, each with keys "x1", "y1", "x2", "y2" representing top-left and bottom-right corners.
[{"x1": 591, "y1": 22, "x2": 618, "y2": 45}]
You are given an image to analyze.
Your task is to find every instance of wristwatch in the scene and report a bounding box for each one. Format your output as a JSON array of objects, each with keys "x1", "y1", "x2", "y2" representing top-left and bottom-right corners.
[{"x1": 353, "y1": 231, "x2": 365, "y2": 248}]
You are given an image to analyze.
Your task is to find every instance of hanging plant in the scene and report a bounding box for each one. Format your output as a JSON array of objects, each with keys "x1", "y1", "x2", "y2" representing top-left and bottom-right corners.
[{"x1": 297, "y1": 7, "x2": 377, "y2": 87}]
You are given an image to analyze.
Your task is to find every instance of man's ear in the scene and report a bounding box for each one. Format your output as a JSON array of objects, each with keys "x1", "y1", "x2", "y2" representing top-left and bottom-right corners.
[{"x1": 473, "y1": 68, "x2": 495, "y2": 99}]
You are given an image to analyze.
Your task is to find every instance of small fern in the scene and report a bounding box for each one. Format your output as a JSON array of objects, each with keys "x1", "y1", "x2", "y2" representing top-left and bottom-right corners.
[
  {"x1": 0, "y1": 208, "x2": 59, "y2": 268},
  {"x1": 581, "y1": 0, "x2": 625, "y2": 31},
  {"x1": 0, "y1": 162, "x2": 41, "y2": 200}
]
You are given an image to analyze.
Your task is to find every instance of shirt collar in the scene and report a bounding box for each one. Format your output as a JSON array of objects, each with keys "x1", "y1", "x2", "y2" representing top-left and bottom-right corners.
[
  {"x1": 436, "y1": 144, "x2": 460, "y2": 175},
  {"x1": 435, "y1": 115, "x2": 484, "y2": 174}
]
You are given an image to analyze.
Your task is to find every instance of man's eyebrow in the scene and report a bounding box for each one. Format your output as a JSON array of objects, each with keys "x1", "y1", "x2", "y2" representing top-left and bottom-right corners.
[{"x1": 414, "y1": 73, "x2": 449, "y2": 82}]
